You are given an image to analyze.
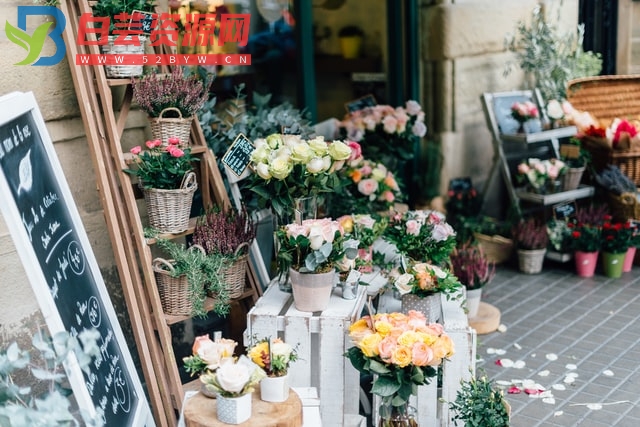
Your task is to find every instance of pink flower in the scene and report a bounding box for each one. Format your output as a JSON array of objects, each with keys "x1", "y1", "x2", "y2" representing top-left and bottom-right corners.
[
  {"x1": 405, "y1": 100, "x2": 422, "y2": 115},
  {"x1": 382, "y1": 115, "x2": 398, "y2": 134},
  {"x1": 411, "y1": 342, "x2": 434, "y2": 366},
  {"x1": 168, "y1": 137, "x2": 181, "y2": 145},
  {"x1": 146, "y1": 139, "x2": 161, "y2": 149},
  {"x1": 378, "y1": 336, "x2": 396, "y2": 361},
  {"x1": 380, "y1": 190, "x2": 395, "y2": 202},
  {"x1": 405, "y1": 219, "x2": 421, "y2": 236},
  {"x1": 412, "y1": 121, "x2": 427, "y2": 137},
  {"x1": 130, "y1": 146, "x2": 142, "y2": 155},
  {"x1": 432, "y1": 222, "x2": 455, "y2": 242},
  {"x1": 517, "y1": 163, "x2": 530, "y2": 174},
  {"x1": 168, "y1": 147, "x2": 185, "y2": 158},
  {"x1": 357, "y1": 178, "x2": 379, "y2": 196},
  {"x1": 347, "y1": 141, "x2": 362, "y2": 161}
]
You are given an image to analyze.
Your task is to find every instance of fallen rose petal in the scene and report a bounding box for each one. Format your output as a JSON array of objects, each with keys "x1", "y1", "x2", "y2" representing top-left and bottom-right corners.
[
  {"x1": 496, "y1": 380, "x2": 512, "y2": 386},
  {"x1": 487, "y1": 348, "x2": 496, "y2": 354},
  {"x1": 563, "y1": 376, "x2": 576, "y2": 384},
  {"x1": 499, "y1": 359, "x2": 514, "y2": 368},
  {"x1": 546, "y1": 353, "x2": 558, "y2": 361},
  {"x1": 521, "y1": 379, "x2": 536, "y2": 388},
  {"x1": 566, "y1": 363, "x2": 577, "y2": 370},
  {"x1": 603, "y1": 370, "x2": 614, "y2": 376},
  {"x1": 514, "y1": 360, "x2": 526, "y2": 369},
  {"x1": 508, "y1": 386, "x2": 522, "y2": 394},
  {"x1": 554, "y1": 411, "x2": 564, "y2": 417},
  {"x1": 552, "y1": 384, "x2": 566, "y2": 391},
  {"x1": 586, "y1": 403, "x2": 603, "y2": 410},
  {"x1": 566, "y1": 372, "x2": 579, "y2": 378},
  {"x1": 525, "y1": 388, "x2": 542, "y2": 395},
  {"x1": 543, "y1": 397, "x2": 556, "y2": 405},
  {"x1": 497, "y1": 324, "x2": 508, "y2": 333},
  {"x1": 495, "y1": 349, "x2": 507, "y2": 356},
  {"x1": 538, "y1": 370, "x2": 550, "y2": 377},
  {"x1": 513, "y1": 343, "x2": 522, "y2": 350}
]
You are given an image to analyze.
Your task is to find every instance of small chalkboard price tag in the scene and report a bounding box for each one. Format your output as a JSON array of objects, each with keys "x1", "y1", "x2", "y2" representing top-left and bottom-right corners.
[
  {"x1": 560, "y1": 144, "x2": 581, "y2": 159},
  {"x1": 129, "y1": 10, "x2": 157, "y2": 34},
  {"x1": 553, "y1": 200, "x2": 577, "y2": 220},
  {"x1": 222, "y1": 133, "x2": 254, "y2": 177},
  {"x1": 345, "y1": 94, "x2": 377, "y2": 113}
]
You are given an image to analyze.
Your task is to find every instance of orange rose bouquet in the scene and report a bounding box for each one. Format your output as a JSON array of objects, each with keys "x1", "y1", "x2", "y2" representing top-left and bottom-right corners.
[{"x1": 345, "y1": 310, "x2": 454, "y2": 421}]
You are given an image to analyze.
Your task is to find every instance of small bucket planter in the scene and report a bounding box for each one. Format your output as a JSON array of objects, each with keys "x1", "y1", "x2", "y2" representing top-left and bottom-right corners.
[
  {"x1": 401, "y1": 292, "x2": 441, "y2": 323},
  {"x1": 289, "y1": 268, "x2": 335, "y2": 312},
  {"x1": 517, "y1": 248, "x2": 547, "y2": 274},
  {"x1": 149, "y1": 107, "x2": 194, "y2": 146},
  {"x1": 100, "y1": 35, "x2": 146, "y2": 78},
  {"x1": 216, "y1": 392, "x2": 252, "y2": 425},
  {"x1": 260, "y1": 374, "x2": 290, "y2": 403},
  {"x1": 602, "y1": 251, "x2": 626, "y2": 278},
  {"x1": 142, "y1": 172, "x2": 197, "y2": 234}
]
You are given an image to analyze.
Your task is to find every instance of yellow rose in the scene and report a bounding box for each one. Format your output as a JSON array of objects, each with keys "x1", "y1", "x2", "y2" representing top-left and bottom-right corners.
[
  {"x1": 250, "y1": 145, "x2": 270, "y2": 163},
  {"x1": 266, "y1": 133, "x2": 284, "y2": 149},
  {"x1": 374, "y1": 320, "x2": 392, "y2": 337},
  {"x1": 328, "y1": 140, "x2": 352, "y2": 160},
  {"x1": 391, "y1": 346, "x2": 412, "y2": 367},
  {"x1": 269, "y1": 157, "x2": 292, "y2": 180},
  {"x1": 432, "y1": 335, "x2": 455, "y2": 360},
  {"x1": 308, "y1": 137, "x2": 329, "y2": 156},
  {"x1": 371, "y1": 167, "x2": 386, "y2": 182},
  {"x1": 359, "y1": 333, "x2": 382, "y2": 358},
  {"x1": 255, "y1": 163, "x2": 271, "y2": 180},
  {"x1": 397, "y1": 330, "x2": 420, "y2": 347},
  {"x1": 417, "y1": 331, "x2": 437, "y2": 346},
  {"x1": 248, "y1": 342, "x2": 269, "y2": 367},
  {"x1": 338, "y1": 215, "x2": 354, "y2": 233},
  {"x1": 290, "y1": 142, "x2": 313, "y2": 164}
]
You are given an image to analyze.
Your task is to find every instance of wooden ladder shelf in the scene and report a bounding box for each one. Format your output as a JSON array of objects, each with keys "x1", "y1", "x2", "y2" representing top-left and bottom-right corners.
[{"x1": 59, "y1": 1, "x2": 262, "y2": 425}]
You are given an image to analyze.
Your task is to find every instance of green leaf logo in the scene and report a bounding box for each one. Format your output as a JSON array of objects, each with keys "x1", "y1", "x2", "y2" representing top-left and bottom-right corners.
[{"x1": 5, "y1": 20, "x2": 52, "y2": 65}]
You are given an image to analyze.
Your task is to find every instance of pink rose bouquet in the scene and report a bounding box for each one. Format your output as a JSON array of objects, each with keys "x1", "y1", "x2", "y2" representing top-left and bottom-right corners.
[
  {"x1": 345, "y1": 310, "x2": 454, "y2": 419},
  {"x1": 516, "y1": 157, "x2": 567, "y2": 192},
  {"x1": 383, "y1": 210, "x2": 457, "y2": 265},
  {"x1": 510, "y1": 101, "x2": 539, "y2": 123}
]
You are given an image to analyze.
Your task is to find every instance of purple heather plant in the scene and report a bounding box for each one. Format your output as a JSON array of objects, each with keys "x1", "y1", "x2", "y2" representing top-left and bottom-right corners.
[
  {"x1": 450, "y1": 243, "x2": 496, "y2": 290},
  {"x1": 192, "y1": 205, "x2": 256, "y2": 259},
  {"x1": 511, "y1": 217, "x2": 549, "y2": 250},
  {"x1": 132, "y1": 67, "x2": 213, "y2": 118}
]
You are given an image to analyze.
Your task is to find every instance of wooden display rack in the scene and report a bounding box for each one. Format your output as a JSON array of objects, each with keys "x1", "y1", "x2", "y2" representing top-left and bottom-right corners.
[{"x1": 59, "y1": 1, "x2": 262, "y2": 425}]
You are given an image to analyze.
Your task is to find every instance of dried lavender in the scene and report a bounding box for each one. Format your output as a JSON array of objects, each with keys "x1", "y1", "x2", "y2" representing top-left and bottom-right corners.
[
  {"x1": 192, "y1": 205, "x2": 256, "y2": 258},
  {"x1": 132, "y1": 67, "x2": 213, "y2": 118}
]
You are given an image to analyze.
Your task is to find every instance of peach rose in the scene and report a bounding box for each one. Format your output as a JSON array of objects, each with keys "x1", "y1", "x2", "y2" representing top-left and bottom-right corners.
[{"x1": 411, "y1": 342, "x2": 434, "y2": 366}]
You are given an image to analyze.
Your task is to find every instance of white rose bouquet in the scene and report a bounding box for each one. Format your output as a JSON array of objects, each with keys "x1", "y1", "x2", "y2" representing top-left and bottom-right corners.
[
  {"x1": 183, "y1": 335, "x2": 237, "y2": 377},
  {"x1": 247, "y1": 133, "x2": 352, "y2": 220},
  {"x1": 200, "y1": 356, "x2": 266, "y2": 398}
]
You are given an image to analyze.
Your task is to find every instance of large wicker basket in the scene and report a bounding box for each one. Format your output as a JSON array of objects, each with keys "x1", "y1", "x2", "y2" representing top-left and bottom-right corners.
[
  {"x1": 100, "y1": 35, "x2": 146, "y2": 79},
  {"x1": 473, "y1": 232, "x2": 514, "y2": 264},
  {"x1": 608, "y1": 191, "x2": 640, "y2": 222},
  {"x1": 142, "y1": 172, "x2": 197, "y2": 234},
  {"x1": 566, "y1": 75, "x2": 640, "y2": 185},
  {"x1": 149, "y1": 107, "x2": 194, "y2": 145},
  {"x1": 153, "y1": 245, "x2": 206, "y2": 316},
  {"x1": 214, "y1": 242, "x2": 250, "y2": 299}
]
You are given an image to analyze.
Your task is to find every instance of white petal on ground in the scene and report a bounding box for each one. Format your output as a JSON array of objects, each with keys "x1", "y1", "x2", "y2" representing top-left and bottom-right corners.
[
  {"x1": 496, "y1": 380, "x2": 512, "y2": 386},
  {"x1": 543, "y1": 397, "x2": 556, "y2": 405},
  {"x1": 497, "y1": 324, "x2": 508, "y2": 333},
  {"x1": 554, "y1": 411, "x2": 564, "y2": 417},
  {"x1": 499, "y1": 358, "x2": 514, "y2": 368},
  {"x1": 514, "y1": 343, "x2": 522, "y2": 350},
  {"x1": 587, "y1": 403, "x2": 603, "y2": 410},
  {"x1": 522, "y1": 379, "x2": 536, "y2": 388},
  {"x1": 566, "y1": 372, "x2": 579, "y2": 379},
  {"x1": 513, "y1": 360, "x2": 526, "y2": 369},
  {"x1": 564, "y1": 376, "x2": 576, "y2": 384},
  {"x1": 552, "y1": 384, "x2": 566, "y2": 391},
  {"x1": 603, "y1": 370, "x2": 614, "y2": 376},
  {"x1": 538, "y1": 370, "x2": 550, "y2": 377},
  {"x1": 495, "y1": 349, "x2": 507, "y2": 355},
  {"x1": 566, "y1": 363, "x2": 577, "y2": 370},
  {"x1": 487, "y1": 348, "x2": 496, "y2": 354},
  {"x1": 546, "y1": 353, "x2": 558, "y2": 361}
]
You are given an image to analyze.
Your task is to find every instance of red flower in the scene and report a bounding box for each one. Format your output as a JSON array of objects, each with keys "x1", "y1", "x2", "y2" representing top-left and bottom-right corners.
[
  {"x1": 572, "y1": 231, "x2": 581, "y2": 239},
  {"x1": 585, "y1": 125, "x2": 606, "y2": 138}
]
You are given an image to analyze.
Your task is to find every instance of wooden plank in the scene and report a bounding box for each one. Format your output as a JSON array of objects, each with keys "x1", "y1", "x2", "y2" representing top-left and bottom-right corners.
[
  {"x1": 284, "y1": 314, "x2": 312, "y2": 389},
  {"x1": 318, "y1": 315, "x2": 346, "y2": 427}
]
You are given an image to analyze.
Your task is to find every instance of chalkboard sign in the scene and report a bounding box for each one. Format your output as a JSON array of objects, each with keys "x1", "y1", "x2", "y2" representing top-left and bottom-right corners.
[
  {"x1": 345, "y1": 94, "x2": 377, "y2": 113},
  {"x1": 129, "y1": 10, "x2": 157, "y2": 35},
  {"x1": 448, "y1": 177, "x2": 473, "y2": 192},
  {"x1": 493, "y1": 94, "x2": 542, "y2": 135},
  {"x1": 0, "y1": 93, "x2": 154, "y2": 426},
  {"x1": 222, "y1": 133, "x2": 254, "y2": 177},
  {"x1": 553, "y1": 201, "x2": 577, "y2": 220}
]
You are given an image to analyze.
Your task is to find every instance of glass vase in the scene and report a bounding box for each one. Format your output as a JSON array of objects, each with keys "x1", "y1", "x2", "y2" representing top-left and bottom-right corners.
[{"x1": 378, "y1": 403, "x2": 418, "y2": 427}]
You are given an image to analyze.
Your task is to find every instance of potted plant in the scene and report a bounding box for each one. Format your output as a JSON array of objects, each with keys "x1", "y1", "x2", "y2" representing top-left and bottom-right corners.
[
  {"x1": 337, "y1": 25, "x2": 364, "y2": 59},
  {"x1": 448, "y1": 373, "x2": 510, "y2": 427},
  {"x1": 516, "y1": 157, "x2": 567, "y2": 194},
  {"x1": 199, "y1": 356, "x2": 266, "y2": 425},
  {"x1": 392, "y1": 260, "x2": 463, "y2": 323},
  {"x1": 567, "y1": 219, "x2": 602, "y2": 278},
  {"x1": 511, "y1": 217, "x2": 549, "y2": 274},
  {"x1": 510, "y1": 100, "x2": 539, "y2": 134},
  {"x1": 132, "y1": 67, "x2": 213, "y2": 144},
  {"x1": 449, "y1": 243, "x2": 496, "y2": 318},
  {"x1": 124, "y1": 138, "x2": 198, "y2": 233},
  {"x1": 247, "y1": 337, "x2": 298, "y2": 402},
  {"x1": 560, "y1": 137, "x2": 591, "y2": 191},
  {"x1": 469, "y1": 216, "x2": 514, "y2": 265},
  {"x1": 275, "y1": 218, "x2": 359, "y2": 312},
  {"x1": 183, "y1": 334, "x2": 238, "y2": 378},
  {"x1": 192, "y1": 205, "x2": 256, "y2": 299},
  {"x1": 92, "y1": 0, "x2": 155, "y2": 78},
  {"x1": 337, "y1": 213, "x2": 388, "y2": 273},
  {"x1": 153, "y1": 238, "x2": 230, "y2": 318},
  {"x1": 600, "y1": 215, "x2": 633, "y2": 278}
]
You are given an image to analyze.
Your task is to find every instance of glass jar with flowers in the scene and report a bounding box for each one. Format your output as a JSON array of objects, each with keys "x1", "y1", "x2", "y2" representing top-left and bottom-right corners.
[
  {"x1": 338, "y1": 100, "x2": 427, "y2": 177},
  {"x1": 199, "y1": 356, "x2": 266, "y2": 425},
  {"x1": 337, "y1": 214, "x2": 388, "y2": 273},
  {"x1": 247, "y1": 337, "x2": 298, "y2": 402},
  {"x1": 600, "y1": 215, "x2": 633, "y2": 278},
  {"x1": 383, "y1": 210, "x2": 457, "y2": 266},
  {"x1": 516, "y1": 157, "x2": 567, "y2": 194},
  {"x1": 124, "y1": 137, "x2": 198, "y2": 233},
  {"x1": 567, "y1": 219, "x2": 602, "y2": 277},
  {"x1": 510, "y1": 100, "x2": 539, "y2": 133},
  {"x1": 276, "y1": 218, "x2": 359, "y2": 311},
  {"x1": 391, "y1": 260, "x2": 462, "y2": 323},
  {"x1": 449, "y1": 243, "x2": 496, "y2": 318},
  {"x1": 345, "y1": 310, "x2": 455, "y2": 427}
]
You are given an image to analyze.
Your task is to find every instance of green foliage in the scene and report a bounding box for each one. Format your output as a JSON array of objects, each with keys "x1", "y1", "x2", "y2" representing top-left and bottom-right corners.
[
  {"x1": 155, "y1": 238, "x2": 231, "y2": 318},
  {"x1": 504, "y1": 4, "x2": 602, "y2": 101},
  {"x1": 448, "y1": 374, "x2": 510, "y2": 427},
  {"x1": 0, "y1": 329, "x2": 104, "y2": 427}
]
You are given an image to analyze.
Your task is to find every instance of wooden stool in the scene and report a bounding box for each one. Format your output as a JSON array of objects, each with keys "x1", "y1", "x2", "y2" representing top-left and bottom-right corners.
[
  {"x1": 183, "y1": 389, "x2": 302, "y2": 427},
  {"x1": 468, "y1": 302, "x2": 501, "y2": 334}
]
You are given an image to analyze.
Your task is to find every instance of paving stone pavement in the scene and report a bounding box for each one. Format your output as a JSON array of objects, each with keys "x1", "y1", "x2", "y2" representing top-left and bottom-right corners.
[{"x1": 478, "y1": 258, "x2": 640, "y2": 427}]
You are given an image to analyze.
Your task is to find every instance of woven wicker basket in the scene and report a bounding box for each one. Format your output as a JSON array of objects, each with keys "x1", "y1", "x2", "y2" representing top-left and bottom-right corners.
[
  {"x1": 473, "y1": 232, "x2": 514, "y2": 264},
  {"x1": 213, "y1": 242, "x2": 250, "y2": 299},
  {"x1": 561, "y1": 166, "x2": 585, "y2": 191},
  {"x1": 608, "y1": 191, "x2": 640, "y2": 222},
  {"x1": 517, "y1": 248, "x2": 546, "y2": 274},
  {"x1": 142, "y1": 172, "x2": 197, "y2": 234},
  {"x1": 149, "y1": 107, "x2": 194, "y2": 145},
  {"x1": 100, "y1": 35, "x2": 146, "y2": 79},
  {"x1": 566, "y1": 75, "x2": 640, "y2": 185}
]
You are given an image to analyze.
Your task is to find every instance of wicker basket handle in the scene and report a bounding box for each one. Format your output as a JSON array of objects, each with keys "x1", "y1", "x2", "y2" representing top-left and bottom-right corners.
[
  {"x1": 153, "y1": 257, "x2": 175, "y2": 273},
  {"x1": 158, "y1": 107, "x2": 183, "y2": 119},
  {"x1": 620, "y1": 192, "x2": 637, "y2": 206},
  {"x1": 180, "y1": 171, "x2": 198, "y2": 191},
  {"x1": 189, "y1": 244, "x2": 207, "y2": 255},
  {"x1": 233, "y1": 241, "x2": 250, "y2": 256}
]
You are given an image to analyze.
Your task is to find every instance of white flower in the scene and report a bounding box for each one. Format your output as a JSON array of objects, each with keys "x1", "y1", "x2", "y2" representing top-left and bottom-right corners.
[
  {"x1": 216, "y1": 359, "x2": 251, "y2": 394},
  {"x1": 255, "y1": 163, "x2": 272, "y2": 180},
  {"x1": 546, "y1": 100, "x2": 564, "y2": 120},
  {"x1": 306, "y1": 157, "x2": 325, "y2": 174},
  {"x1": 394, "y1": 273, "x2": 414, "y2": 295},
  {"x1": 271, "y1": 342, "x2": 293, "y2": 362}
]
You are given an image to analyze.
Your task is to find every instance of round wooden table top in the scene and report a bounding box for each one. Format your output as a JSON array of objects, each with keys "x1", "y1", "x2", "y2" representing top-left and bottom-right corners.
[{"x1": 183, "y1": 389, "x2": 303, "y2": 427}]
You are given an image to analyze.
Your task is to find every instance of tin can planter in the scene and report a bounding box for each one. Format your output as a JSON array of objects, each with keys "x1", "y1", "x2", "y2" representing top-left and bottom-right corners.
[
  {"x1": 602, "y1": 251, "x2": 626, "y2": 278},
  {"x1": 401, "y1": 293, "x2": 441, "y2": 323}
]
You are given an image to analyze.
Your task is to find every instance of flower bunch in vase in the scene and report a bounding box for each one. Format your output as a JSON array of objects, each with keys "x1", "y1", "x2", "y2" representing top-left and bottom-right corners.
[
  {"x1": 124, "y1": 138, "x2": 198, "y2": 189},
  {"x1": 338, "y1": 214, "x2": 388, "y2": 272},
  {"x1": 332, "y1": 148, "x2": 404, "y2": 215},
  {"x1": 345, "y1": 310, "x2": 454, "y2": 426},
  {"x1": 601, "y1": 216, "x2": 633, "y2": 254},
  {"x1": 391, "y1": 261, "x2": 462, "y2": 300},
  {"x1": 383, "y1": 210, "x2": 457, "y2": 266},
  {"x1": 510, "y1": 101, "x2": 539, "y2": 133},
  {"x1": 567, "y1": 220, "x2": 602, "y2": 253},
  {"x1": 247, "y1": 337, "x2": 298, "y2": 402},
  {"x1": 247, "y1": 133, "x2": 352, "y2": 221},
  {"x1": 338, "y1": 100, "x2": 427, "y2": 173},
  {"x1": 516, "y1": 157, "x2": 566, "y2": 193},
  {"x1": 183, "y1": 335, "x2": 238, "y2": 378}
]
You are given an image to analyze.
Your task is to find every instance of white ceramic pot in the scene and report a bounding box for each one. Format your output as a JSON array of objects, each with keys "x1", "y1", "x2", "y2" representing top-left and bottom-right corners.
[
  {"x1": 465, "y1": 287, "x2": 482, "y2": 319},
  {"x1": 260, "y1": 374, "x2": 289, "y2": 403},
  {"x1": 289, "y1": 268, "x2": 335, "y2": 312},
  {"x1": 216, "y1": 392, "x2": 252, "y2": 424}
]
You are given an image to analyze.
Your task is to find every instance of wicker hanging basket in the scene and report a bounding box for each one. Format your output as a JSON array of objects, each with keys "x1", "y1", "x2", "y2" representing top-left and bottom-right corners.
[
  {"x1": 216, "y1": 242, "x2": 250, "y2": 299},
  {"x1": 100, "y1": 35, "x2": 146, "y2": 79},
  {"x1": 152, "y1": 245, "x2": 206, "y2": 316},
  {"x1": 142, "y1": 171, "x2": 198, "y2": 234},
  {"x1": 149, "y1": 107, "x2": 194, "y2": 145}
]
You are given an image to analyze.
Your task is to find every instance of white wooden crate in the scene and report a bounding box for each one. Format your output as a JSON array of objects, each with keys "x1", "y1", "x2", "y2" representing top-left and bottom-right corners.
[{"x1": 246, "y1": 281, "x2": 368, "y2": 427}]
